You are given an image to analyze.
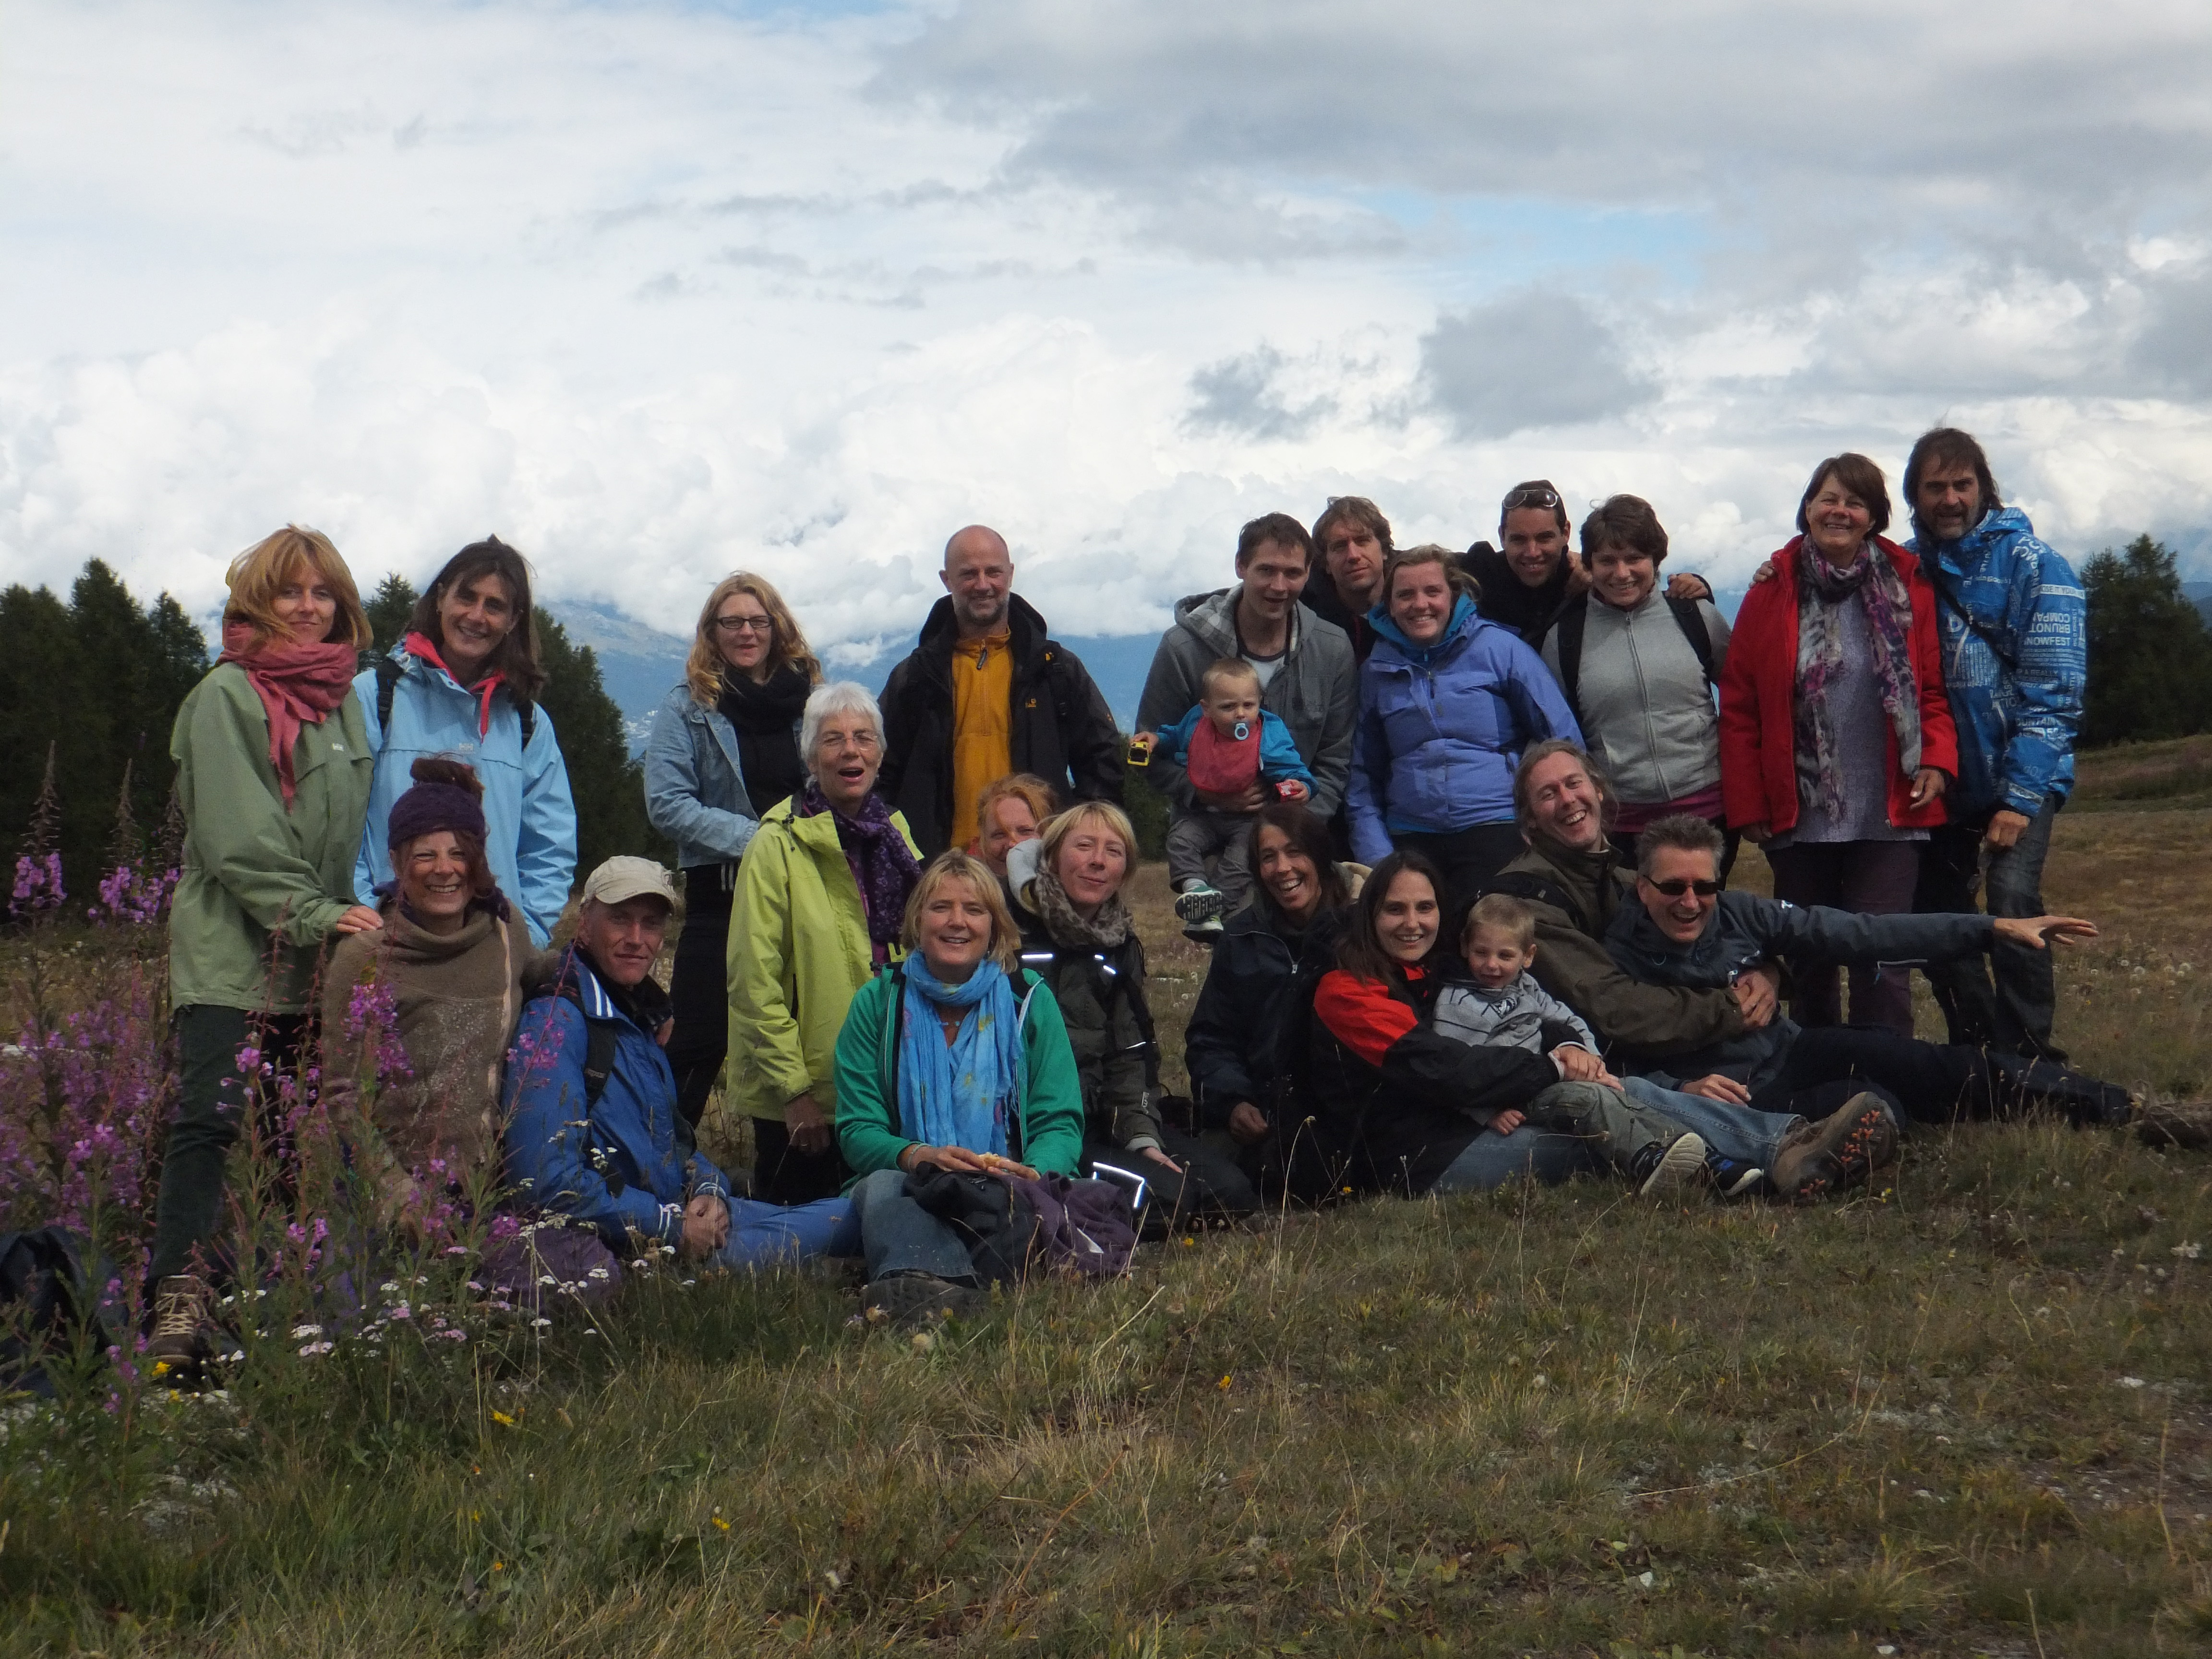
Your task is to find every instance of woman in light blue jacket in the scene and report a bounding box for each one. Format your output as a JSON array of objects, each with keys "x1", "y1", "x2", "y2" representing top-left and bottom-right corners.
[
  {"x1": 1347, "y1": 543, "x2": 1580, "y2": 923},
  {"x1": 644, "y1": 572, "x2": 821, "y2": 1133},
  {"x1": 354, "y1": 537, "x2": 578, "y2": 947}
]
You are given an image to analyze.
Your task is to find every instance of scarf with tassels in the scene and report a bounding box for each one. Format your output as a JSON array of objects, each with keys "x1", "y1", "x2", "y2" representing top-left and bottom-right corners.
[
  {"x1": 405, "y1": 630, "x2": 506, "y2": 738},
  {"x1": 1793, "y1": 538, "x2": 1923, "y2": 820},
  {"x1": 896, "y1": 957, "x2": 1023, "y2": 1157},
  {"x1": 796, "y1": 781, "x2": 919, "y2": 949},
  {"x1": 217, "y1": 621, "x2": 358, "y2": 807}
]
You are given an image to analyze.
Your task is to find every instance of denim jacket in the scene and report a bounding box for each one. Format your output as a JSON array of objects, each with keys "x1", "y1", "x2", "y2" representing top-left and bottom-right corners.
[{"x1": 643, "y1": 683, "x2": 764, "y2": 869}]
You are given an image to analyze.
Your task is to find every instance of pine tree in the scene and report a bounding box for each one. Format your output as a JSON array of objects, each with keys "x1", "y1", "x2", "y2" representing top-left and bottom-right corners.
[
  {"x1": 2081, "y1": 534, "x2": 2212, "y2": 748},
  {"x1": 536, "y1": 613, "x2": 669, "y2": 878},
  {"x1": 366, "y1": 574, "x2": 419, "y2": 655}
]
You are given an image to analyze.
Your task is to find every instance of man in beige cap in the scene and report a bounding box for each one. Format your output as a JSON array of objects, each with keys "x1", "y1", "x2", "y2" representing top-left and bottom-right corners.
[{"x1": 502, "y1": 855, "x2": 856, "y2": 1267}]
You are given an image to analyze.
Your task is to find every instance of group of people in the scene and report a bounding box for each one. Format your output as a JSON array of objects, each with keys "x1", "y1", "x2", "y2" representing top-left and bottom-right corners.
[{"x1": 139, "y1": 421, "x2": 2143, "y2": 1376}]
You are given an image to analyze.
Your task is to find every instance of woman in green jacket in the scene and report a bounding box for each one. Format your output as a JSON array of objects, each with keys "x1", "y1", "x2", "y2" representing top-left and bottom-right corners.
[
  {"x1": 725, "y1": 682, "x2": 922, "y2": 1203},
  {"x1": 147, "y1": 526, "x2": 382, "y2": 1378},
  {"x1": 833, "y1": 850, "x2": 1084, "y2": 1325}
]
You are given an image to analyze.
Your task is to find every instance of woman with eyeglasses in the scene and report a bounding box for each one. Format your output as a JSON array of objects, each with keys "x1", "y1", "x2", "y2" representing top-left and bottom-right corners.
[{"x1": 645, "y1": 573, "x2": 824, "y2": 1140}]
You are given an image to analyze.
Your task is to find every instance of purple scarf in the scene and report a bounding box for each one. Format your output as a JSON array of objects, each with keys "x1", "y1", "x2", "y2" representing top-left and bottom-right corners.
[
  {"x1": 797, "y1": 781, "x2": 918, "y2": 949},
  {"x1": 1793, "y1": 538, "x2": 1923, "y2": 820}
]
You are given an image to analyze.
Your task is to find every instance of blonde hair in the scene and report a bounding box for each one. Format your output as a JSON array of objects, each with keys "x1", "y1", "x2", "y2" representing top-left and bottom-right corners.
[
  {"x1": 1199, "y1": 656, "x2": 1261, "y2": 700},
  {"x1": 1464, "y1": 892, "x2": 1535, "y2": 952},
  {"x1": 684, "y1": 572, "x2": 822, "y2": 706},
  {"x1": 1038, "y1": 800, "x2": 1139, "y2": 877},
  {"x1": 902, "y1": 851, "x2": 1022, "y2": 973},
  {"x1": 975, "y1": 772, "x2": 1058, "y2": 835},
  {"x1": 224, "y1": 526, "x2": 372, "y2": 652}
]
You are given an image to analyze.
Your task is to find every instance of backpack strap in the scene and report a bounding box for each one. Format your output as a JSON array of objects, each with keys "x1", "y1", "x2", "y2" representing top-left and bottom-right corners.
[
  {"x1": 1928, "y1": 574, "x2": 2019, "y2": 674},
  {"x1": 1665, "y1": 594, "x2": 1719, "y2": 693},
  {"x1": 581, "y1": 1021, "x2": 619, "y2": 1109},
  {"x1": 1552, "y1": 602, "x2": 1588, "y2": 728},
  {"x1": 380, "y1": 650, "x2": 538, "y2": 748}
]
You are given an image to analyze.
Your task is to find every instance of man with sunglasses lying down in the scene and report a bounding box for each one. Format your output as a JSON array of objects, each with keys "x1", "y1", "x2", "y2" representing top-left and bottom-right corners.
[{"x1": 1604, "y1": 813, "x2": 2134, "y2": 1132}]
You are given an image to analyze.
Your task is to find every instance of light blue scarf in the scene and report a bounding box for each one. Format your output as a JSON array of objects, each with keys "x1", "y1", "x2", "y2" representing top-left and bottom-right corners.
[{"x1": 896, "y1": 958, "x2": 1024, "y2": 1156}]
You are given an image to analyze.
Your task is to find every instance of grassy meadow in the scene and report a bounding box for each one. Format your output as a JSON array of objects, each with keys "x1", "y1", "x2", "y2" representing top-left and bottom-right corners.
[{"x1": 3, "y1": 753, "x2": 2211, "y2": 1656}]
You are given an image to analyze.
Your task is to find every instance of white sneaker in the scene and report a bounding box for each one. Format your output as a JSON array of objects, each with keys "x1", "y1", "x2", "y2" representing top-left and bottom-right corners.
[{"x1": 1639, "y1": 1133, "x2": 1708, "y2": 1199}]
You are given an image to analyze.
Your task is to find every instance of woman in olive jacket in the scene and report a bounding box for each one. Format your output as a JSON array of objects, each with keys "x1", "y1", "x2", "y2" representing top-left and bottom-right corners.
[{"x1": 147, "y1": 526, "x2": 382, "y2": 1377}]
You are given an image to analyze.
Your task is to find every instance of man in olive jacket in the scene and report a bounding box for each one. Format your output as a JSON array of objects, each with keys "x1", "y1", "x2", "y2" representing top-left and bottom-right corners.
[{"x1": 877, "y1": 525, "x2": 1125, "y2": 857}]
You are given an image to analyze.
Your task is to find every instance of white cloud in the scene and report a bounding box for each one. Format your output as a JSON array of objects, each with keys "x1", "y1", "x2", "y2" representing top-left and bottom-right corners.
[{"x1": 2, "y1": 0, "x2": 2211, "y2": 667}]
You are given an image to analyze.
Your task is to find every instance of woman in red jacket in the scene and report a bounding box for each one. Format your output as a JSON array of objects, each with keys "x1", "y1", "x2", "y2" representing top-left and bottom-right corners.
[{"x1": 1719, "y1": 453, "x2": 1958, "y2": 1033}]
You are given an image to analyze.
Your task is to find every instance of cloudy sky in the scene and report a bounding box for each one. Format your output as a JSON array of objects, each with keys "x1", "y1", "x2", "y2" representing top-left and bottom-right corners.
[{"x1": 4, "y1": 0, "x2": 2211, "y2": 661}]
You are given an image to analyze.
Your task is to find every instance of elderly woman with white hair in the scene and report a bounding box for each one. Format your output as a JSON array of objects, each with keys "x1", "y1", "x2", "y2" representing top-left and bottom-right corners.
[{"x1": 727, "y1": 682, "x2": 922, "y2": 1202}]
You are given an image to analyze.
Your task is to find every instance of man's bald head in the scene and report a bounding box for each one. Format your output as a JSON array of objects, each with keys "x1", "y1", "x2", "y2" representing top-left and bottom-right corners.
[{"x1": 941, "y1": 524, "x2": 1015, "y2": 637}]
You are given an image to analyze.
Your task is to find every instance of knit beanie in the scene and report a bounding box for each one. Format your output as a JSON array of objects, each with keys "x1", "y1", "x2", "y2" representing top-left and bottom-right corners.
[{"x1": 387, "y1": 756, "x2": 488, "y2": 851}]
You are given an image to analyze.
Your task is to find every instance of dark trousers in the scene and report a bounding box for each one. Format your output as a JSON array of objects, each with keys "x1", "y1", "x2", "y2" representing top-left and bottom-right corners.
[
  {"x1": 1395, "y1": 822, "x2": 1528, "y2": 935},
  {"x1": 1913, "y1": 794, "x2": 2065, "y2": 1058},
  {"x1": 667, "y1": 865, "x2": 736, "y2": 1133},
  {"x1": 1083, "y1": 1128, "x2": 1258, "y2": 1233},
  {"x1": 147, "y1": 1006, "x2": 309, "y2": 1285},
  {"x1": 1765, "y1": 839, "x2": 1923, "y2": 1034},
  {"x1": 751, "y1": 1116, "x2": 851, "y2": 1206},
  {"x1": 1748, "y1": 1025, "x2": 2127, "y2": 1128}
]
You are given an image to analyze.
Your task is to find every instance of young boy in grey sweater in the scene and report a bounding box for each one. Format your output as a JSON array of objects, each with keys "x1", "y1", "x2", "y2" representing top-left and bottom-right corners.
[{"x1": 1434, "y1": 894, "x2": 1726, "y2": 1196}]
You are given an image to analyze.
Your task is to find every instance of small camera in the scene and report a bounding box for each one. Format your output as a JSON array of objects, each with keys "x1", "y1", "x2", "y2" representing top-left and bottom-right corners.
[{"x1": 1125, "y1": 733, "x2": 1155, "y2": 768}]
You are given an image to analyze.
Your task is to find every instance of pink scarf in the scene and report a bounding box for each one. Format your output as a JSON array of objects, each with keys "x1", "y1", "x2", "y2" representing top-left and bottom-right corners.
[
  {"x1": 218, "y1": 621, "x2": 359, "y2": 806},
  {"x1": 404, "y1": 630, "x2": 504, "y2": 738}
]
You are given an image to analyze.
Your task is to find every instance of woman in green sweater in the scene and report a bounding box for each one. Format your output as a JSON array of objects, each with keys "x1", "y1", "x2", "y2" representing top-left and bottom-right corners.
[
  {"x1": 833, "y1": 850, "x2": 1083, "y2": 1327},
  {"x1": 147, "y1": 526, "x2": 381, "y2": 1379}
]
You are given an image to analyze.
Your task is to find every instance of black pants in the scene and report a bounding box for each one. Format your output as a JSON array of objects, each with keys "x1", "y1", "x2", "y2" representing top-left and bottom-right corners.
[
  {"x1": 751, "y1": 1116, "x2": 852, "y2": 1205},
  {"x1": 1748, "y1": 1025, "x2": 2127, "y2": 1128},
  {"x1": 1083, "y1": 1128, "x2": 1259, "y2": 1234},
  {"x1": 147, "y1": 1006, "x2": 309, "y2": 1285},
  {"x1": 1913, "y1": 795, "x2": 2066, "y2": 1059},
  {"x1": 1395, "y1": 823, "x2": 1528, "y2": 936},
  {"x1": 668, "y1": 864, "x2": 736, "y2": 1133}
]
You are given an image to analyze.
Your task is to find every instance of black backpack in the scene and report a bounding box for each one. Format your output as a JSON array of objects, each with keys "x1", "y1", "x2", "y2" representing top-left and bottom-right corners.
[
  {"x1": 369, "y1": 653, "x2": 538, "y2": 749},
  {"x1": 0, "y1": 1227, "x2": 119, "y2": 1396},
  {"x1": 1548, "y1": 596, "x2": 1719, "y2": 732}
]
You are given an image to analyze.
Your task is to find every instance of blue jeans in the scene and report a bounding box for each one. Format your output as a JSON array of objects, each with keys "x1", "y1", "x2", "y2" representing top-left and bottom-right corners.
[
  {"x1": 1427, "y1": 1124, "x2": 1594, "y2": 1193},
  {"x1": 707, "y1": 1194, "x2": 859, "y2": 1271},
  {"x1": 1620, "y1": 1076, "x2": 1801, "y2": 1168},
  {"x1": 846, "y1": 1167, "x2": 974, "y2": 1282}
]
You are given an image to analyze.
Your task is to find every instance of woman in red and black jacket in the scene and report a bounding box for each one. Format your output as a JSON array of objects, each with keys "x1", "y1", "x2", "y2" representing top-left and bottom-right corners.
[
  {"x1": 1719, "y1": 454, "x2": 1958, "y2": 1034},
  {"x1": 1307, "y1": 851, "x2": 1594, "y2": 1196}
]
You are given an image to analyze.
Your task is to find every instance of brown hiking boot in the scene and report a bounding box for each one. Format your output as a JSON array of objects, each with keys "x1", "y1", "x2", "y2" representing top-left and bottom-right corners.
[
  {"x1": 1770, "y1": 1093, "x2": 1898, "y2": 1203},
  {"x1": 146, "y1": 1274, "x2": 214, "y2": 1383}
]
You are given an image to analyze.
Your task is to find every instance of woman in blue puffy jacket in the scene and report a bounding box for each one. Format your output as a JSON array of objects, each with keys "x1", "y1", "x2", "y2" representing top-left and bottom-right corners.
[
  {"x1": 354, "y1": 538, "x2": 578, "y2": 948},
  {"x1": 1346, "y1": 543, "x2": 1580, "y2": 923},
  {"x1": 643, "y1": 572, "x2": 822, "y2": 1135}
]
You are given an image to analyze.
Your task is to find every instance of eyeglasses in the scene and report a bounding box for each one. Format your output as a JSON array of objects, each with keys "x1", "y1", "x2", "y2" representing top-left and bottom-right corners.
[
  {"x1": 713, "y1": 615, "x2": 774, "y2": 636},
  {"x1": 1644, "y1": 877, "x2": 1723, "y2": 899},
  {"x1": 1502, "y1": 485, "x2": 1562, "y2": 512}
]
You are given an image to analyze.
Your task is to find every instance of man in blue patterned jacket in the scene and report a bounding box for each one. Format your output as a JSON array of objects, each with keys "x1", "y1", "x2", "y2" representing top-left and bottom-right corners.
[{"x1": 1903, "y1": 428, "x2": 2087, "y2": 1060}]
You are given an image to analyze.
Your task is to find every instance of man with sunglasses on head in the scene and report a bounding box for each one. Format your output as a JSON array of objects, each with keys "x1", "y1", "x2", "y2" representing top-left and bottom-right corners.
[
  {"x1": 1605, "y1": 814, "x2": 2137, "y2": 1138},
  {"x1": 1465, "y1": 480, "x2": 1714, "y2": 647}
]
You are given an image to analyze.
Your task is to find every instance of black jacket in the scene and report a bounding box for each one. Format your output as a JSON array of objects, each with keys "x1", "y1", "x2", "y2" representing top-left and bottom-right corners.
[
  {"x1": 1306, "y1": 967, "x2": 1557, "y2": 1197},
  {"x1": 1010, "y1": 896, "x2": 1165, "y2": 1152},
  {"x1": 877, "y1": 594, "x2": 1124, "y2": 856},
  {"x1": 1464, "y1": 542, "x2": 1573, "y2": 646},
  {"x1": 1298, "y1": 579, "x2": 1380, "y2": 666},
  {"x1": 1183, "y1": 901, "x2": 1341, "y2": 1130}
]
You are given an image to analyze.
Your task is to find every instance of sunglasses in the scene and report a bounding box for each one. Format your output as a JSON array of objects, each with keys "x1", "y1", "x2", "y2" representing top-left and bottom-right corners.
[
  {"x1": 1644, "y1": 877, "x2": 1723, "y2": 899},
  {"x1": 1502, "y1": 485, "x2": 1562, "y2": 512}
]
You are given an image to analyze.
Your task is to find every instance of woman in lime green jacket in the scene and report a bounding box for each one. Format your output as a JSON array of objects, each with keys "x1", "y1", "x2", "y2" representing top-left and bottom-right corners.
[
  {"x1": 725, "y1": 682, "x2": 921, "y2": 1203},
  {"x1": 147, "y1": 527, "x2": 381, "y2": 1378},
  {"x1": 831, "y1": 850, "x2": 1084, "y2": 1324}
]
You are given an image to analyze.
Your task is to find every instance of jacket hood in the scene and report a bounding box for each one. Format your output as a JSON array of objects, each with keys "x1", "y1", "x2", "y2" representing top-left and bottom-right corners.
[
  {"x1": 915, "y1": 591, "x2": 1051, "y2": 661},
  {"x1": 1366, "y1": 594, "x2": 1479, "y2": 663},
  {"x1": 1169, "y1": 588, "x2": 1243, "y2": 656}
]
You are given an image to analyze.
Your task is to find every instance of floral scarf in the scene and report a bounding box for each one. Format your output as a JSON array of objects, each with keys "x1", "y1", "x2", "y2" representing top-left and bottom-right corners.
[
  {"x1": 1024, "y1": 857, "x2": 1132, "y2": 951},
  {"x1": 217, "y1": 621, "x2": 359, "y2": 807},
  {"x1": 897, "y1": 957, "x2": 1023, "y2": 1157},
  {"x1": 796, "y1": 781, "x2": 918, "y2": 949},
  {"x1": 1794, "y1": 538, "x2": 1923, "y2": 820}
]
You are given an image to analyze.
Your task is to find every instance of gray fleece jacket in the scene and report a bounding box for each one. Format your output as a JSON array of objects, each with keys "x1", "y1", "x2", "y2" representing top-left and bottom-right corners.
[
  {"x1": 1135, "y1": 586, "x2": 1358, "y2": 817},
  {"x1": 1541, "y1": 591, "x2": 1731, "y2": 808}
]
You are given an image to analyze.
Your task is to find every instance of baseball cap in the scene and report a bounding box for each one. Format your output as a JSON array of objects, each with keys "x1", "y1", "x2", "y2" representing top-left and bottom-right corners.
[{"x1": 580, "y1": 855, "x2": 678, "y2": 910}]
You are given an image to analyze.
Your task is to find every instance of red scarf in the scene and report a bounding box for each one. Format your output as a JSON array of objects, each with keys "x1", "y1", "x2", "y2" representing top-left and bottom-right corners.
[
  {"x1": 217, "y1": 621, "x2": 359, "y2": 807},
  {"x1": 405, "y1": 629, "x2": 505, "y2": 737}
]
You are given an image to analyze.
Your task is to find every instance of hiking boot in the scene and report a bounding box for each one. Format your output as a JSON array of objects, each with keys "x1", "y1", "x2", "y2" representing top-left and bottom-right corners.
[
  {"x1": 1173, "y1": 884, "x2": 1229, "y2": 926},
  {"x1": 146, "y1": 1274, "x2": 214, "y2": 1384},
  {"x1": 1706, "y1": 1152, "x2": 1766, "y2": 1200},
  {"x1": 1770, "y1": 1092, "x2": 1898, "y2": 1203},
  {"x1": 861, "y1": 1272, "x2": 986, "y2": 1331},
  {"x1": 1635, "y1": 1133, "x2": 1707, "y2": 1199}
]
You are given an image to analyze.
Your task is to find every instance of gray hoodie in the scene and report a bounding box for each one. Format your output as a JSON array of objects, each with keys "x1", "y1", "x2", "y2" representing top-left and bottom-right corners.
[{"x1": 1136, "y1": 586, "x2": 1358, "y2": 817}]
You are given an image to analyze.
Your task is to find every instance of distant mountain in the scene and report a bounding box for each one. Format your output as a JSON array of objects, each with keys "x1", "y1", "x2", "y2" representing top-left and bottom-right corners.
[{"x1": 543, "y1": 600, "x2": 1161, "y2": 754}]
